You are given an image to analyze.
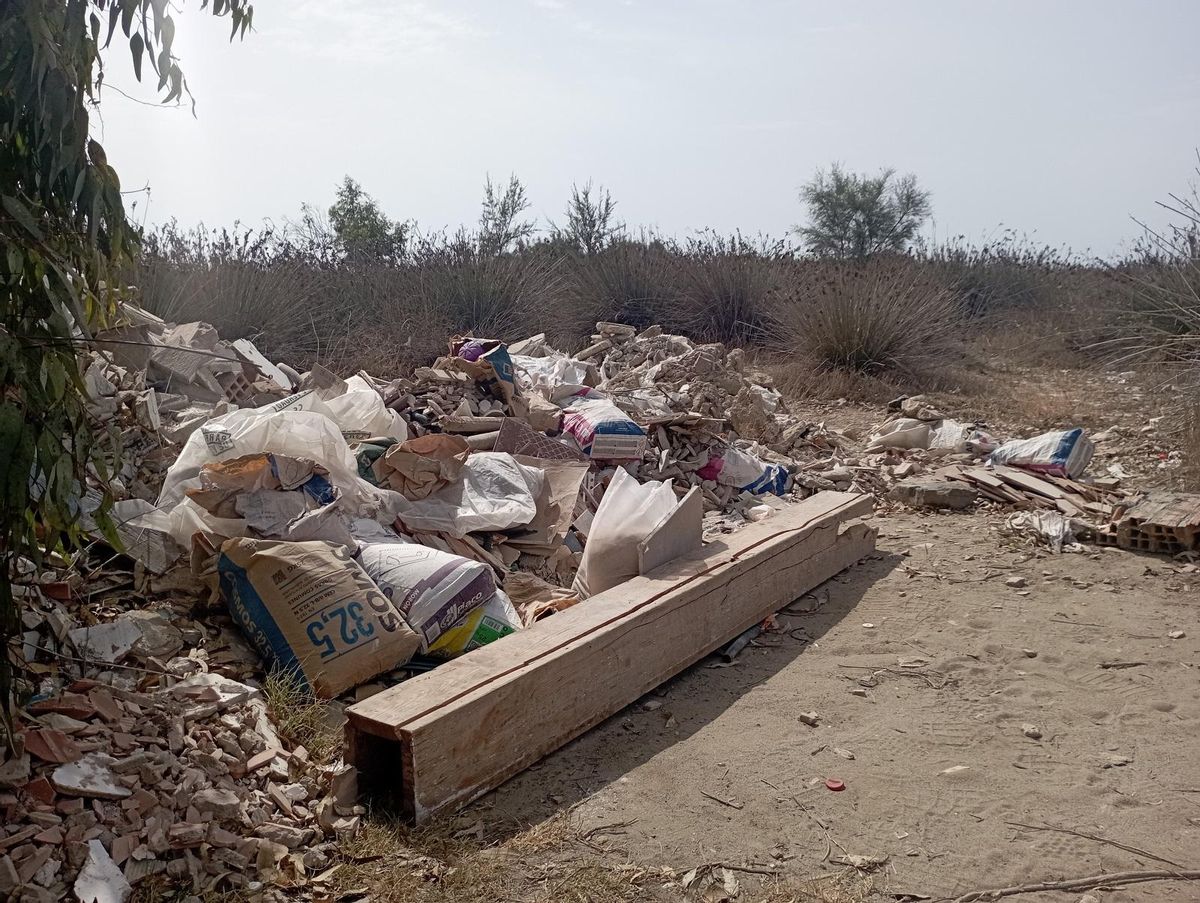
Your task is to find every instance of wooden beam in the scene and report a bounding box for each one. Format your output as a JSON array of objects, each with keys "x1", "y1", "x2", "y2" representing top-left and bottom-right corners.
[{"x1": 346, "y1": 491, "x2": 876, "y2": 823}]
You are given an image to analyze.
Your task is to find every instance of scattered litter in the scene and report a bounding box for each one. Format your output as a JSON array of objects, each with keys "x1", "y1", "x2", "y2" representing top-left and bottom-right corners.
[{"x1": 825, "y1": 778, "x2": 845, "y2": 791}]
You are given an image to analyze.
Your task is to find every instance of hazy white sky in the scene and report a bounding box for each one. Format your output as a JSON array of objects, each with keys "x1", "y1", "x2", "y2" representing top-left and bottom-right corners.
[{"x1": 95, "y1": 0, "x2": 1200, "y2": 257}]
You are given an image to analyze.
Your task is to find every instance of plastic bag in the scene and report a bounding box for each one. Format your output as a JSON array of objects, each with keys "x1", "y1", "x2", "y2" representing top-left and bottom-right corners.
[
  {"x1": 389, "y1": 452, "x2": 544, "y2": 536},
  {"x1": 159, "y1": 406, "x2": 371, "y2": 544},
  {"x1": 358, "y1": 542, "x2": 496, "y2": 651},
  {"x1": 572, "y1": 468, "x2": 679, "y2": 599},
  {"x1": 714, "y1": 446, "x2": 791, "y2": 495},
  {"x1": 511, "y1": 353, "x2": 593, "y2": 402},
  {"x1": 989, "y1": 428, "x2": 1094, "y2": 478},
  {"x1": 866, "y1": 418, "x2": 932, "y2": 451},
  {"x1": 322, "y1": 375, "x2": 408, "y2": 442},
  {"x1": 560, "y1": 392, "x2": 647, "y2": 460}
]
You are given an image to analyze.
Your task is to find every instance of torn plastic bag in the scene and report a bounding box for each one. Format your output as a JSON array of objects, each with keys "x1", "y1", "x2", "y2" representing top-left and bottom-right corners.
[
  {"x1": 218, "y1": 538, "x2": 420, "y2": 698},
  {"x1": 388, "y1": 452, "x2": 545, "y2": 537},
  {"x1": 865, "y1": 418, "x2": 931, "y2": 451},
  {"x1": 511, "y1": 353, "x2": 595, "y2": 403},
  {"x1": 158, "y1": 406, "x2": 377, "y2": 544},
  {"x1": 450, "y1": 338, "x2": 519, "y2": 411},
  {"x1": 989, "y1": 428, "x2": 1094, "y2": 478},
  {"x1": 713, "y1": 445, "x2": 791, "y2": 496},
  {"x1": 271, "y1": 378, "x2": 407, "y2": 443},
  {"x1": 560, "y1": 391, "x2": 647, "y2": 460},
  {"x1": 322, "y1": 375, "x2": 408, "y2": 442},
  {"x1": 572, "y1": 468, "x2": 680, "y2": 599},
  {"x1": 427, "y1": 589, "x2": 521, "y2": 660},
  {"x1": 358, "y1": 542, "x2": 496, "y2": 651}
]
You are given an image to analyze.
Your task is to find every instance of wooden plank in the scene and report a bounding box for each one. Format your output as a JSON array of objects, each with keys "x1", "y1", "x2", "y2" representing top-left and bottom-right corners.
[
  {"x1": 992, "y1": 466, "x2": 1068, "y2": 500},
  {"x1": 346, "y1": 491, "x2": 875, "y2": 823},
  {"x1": 637, "y1": 487, "x2": 703, "y2": 575}
]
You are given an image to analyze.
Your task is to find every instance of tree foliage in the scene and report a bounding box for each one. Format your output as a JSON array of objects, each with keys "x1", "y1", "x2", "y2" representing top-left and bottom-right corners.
[
  {"x1": 554, "y1": 182, "x2": 622, "y2": 255},
  {"x1": 478, "y1": 174, "x2": 535, "y2": 255},
  {"x1": 796, "y1": 164, "x2": 932, "y2": 259},
  {"x1": 0, "y1": 0, "x2": 252, "y2": 723},
  {"x1": 327, "y1": 176, "x2": 407, "y2": 261}
]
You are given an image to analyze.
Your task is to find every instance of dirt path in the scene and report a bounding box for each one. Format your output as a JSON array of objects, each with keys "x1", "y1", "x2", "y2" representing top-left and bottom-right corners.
[{"x1": 471, "y1": 509, "x2": 1200, "y2": 901}]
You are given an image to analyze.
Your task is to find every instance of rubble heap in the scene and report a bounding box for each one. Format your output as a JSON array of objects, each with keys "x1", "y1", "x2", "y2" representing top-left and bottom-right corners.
[{"x1": 3, "y1": 304, "x2": 1173, "y2": 901}]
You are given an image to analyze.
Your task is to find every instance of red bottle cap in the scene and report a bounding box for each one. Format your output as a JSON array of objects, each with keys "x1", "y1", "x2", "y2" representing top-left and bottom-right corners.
[{"x1": 825, "y1": 778, "x2": 845, "y2": 791}]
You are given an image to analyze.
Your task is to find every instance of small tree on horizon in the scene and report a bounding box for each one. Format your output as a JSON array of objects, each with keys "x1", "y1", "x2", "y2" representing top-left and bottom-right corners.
[
  {"x1": 327, "y1": 176, "x2": 407, "y2": 260},
  {"x1": 795, "y1": 164, "x2": 932, "y2": 259},
  {"x1": 554, "y1": 181, "x2": 622, "y2": 255},
  {"x1": 478, "y1": 174, "x2": 535, "y2": 255}
]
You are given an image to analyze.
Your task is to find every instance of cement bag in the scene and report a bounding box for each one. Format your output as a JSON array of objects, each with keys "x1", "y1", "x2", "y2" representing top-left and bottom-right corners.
[
  {"x1": 158, "y1": 406, "x2": 367, "y2": 544},
  {"x1": 572, "y1": 468, "x2": 679, "y2": 599},
  {"x1": 989, "y1": 428, "x2": 1094, "y2": 478},
  {"x1": 427, "y1": 590, "x2": 521, "y2": 660},
  {"x1": 512, "y1": 353, "x2": 594, "y2": 402},
  {"x1": 560, "y1": 392, "x2": 647, "y2": 460},
  {"x1": 218, "y1": 539, "x2": 419, "y2": 698},
  {"x1": 866, "y1": 417, "x2": 931, "y2": 451},
  {"x1": 389, "y1": 452, "x2": 544, "y2": 536},
  {"x1": 714, "y1": 446, "x2": 791, "y2": 495},
  {"x1": 358, "y1": 542, "x2": 496, "y2": 651},
  {"x1": 323, "y1": 375, "x2": 408, "y2": 442}
]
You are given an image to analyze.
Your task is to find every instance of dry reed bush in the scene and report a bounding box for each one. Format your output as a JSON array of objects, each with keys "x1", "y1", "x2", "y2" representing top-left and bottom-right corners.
[
  {"x1": 567, "y1": 237, "x2": 683, "y2": 337},
  {"x1": 776, "y1": 258, "x2": 963, "y2": 378},
  {"x1": 669, "y1": 233, "x2": 788, "y2": 345}
]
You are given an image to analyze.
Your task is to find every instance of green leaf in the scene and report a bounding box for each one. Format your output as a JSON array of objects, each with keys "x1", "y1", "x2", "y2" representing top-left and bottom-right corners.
[
  {"x1": 0, "y1": 404, "x2": 35, "y2": 519},
  {"x1": 106, "y1": 4, "x2": 120, "y2": 47},
  {"x1": 1, "y1": 195, "x2": 43, "y2": 242},
  {"x1": 121, "y1": 1, "x2": 136, "y2": 37},
  {"x1": 130, "y1": 32, "x2": 144, "y2": 81}
]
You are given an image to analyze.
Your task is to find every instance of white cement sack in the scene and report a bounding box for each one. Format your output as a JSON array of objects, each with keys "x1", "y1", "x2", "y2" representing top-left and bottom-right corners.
[
  {"x1": 358, "y1": 542, "x2": 497, "y2": 651},
  {"x1": 572, "y1": 468, "x2": 679, "y2": 599}
]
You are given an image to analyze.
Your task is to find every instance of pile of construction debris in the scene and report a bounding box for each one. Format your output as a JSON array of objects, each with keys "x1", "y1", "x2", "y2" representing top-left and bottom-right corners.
[{"x1": 6, "y1": 306, "x2": 1194, "y2": 900}]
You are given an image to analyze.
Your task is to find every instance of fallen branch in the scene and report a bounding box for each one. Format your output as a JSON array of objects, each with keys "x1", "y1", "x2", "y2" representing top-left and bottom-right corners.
[
  {"x1": 699, "y1": 790, "x2": 744, "y2": 810},
  {"x1": 944, "y1": 867, "x2": 1200, "y2": 902}
]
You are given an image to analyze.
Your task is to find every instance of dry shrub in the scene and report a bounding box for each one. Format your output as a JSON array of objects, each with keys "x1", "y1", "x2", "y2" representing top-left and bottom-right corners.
[
  {"x1": 669, "y1": 233, "x2": 786, "y2": 345},
  {"x1": 776, "y1": 257, "x2": 963, "y2": 377},
  {"x1": 568, "y1": 237, "x2": 682, "y2": 336}
]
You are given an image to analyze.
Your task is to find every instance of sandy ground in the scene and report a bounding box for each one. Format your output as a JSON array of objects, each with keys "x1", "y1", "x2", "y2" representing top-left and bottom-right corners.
[
  {"x1": 337, "y1": 368, "x2": 1200, "y2": 903},
  {"x1": 477, "y1": 510, "x2": 1200, "y2": 901}
]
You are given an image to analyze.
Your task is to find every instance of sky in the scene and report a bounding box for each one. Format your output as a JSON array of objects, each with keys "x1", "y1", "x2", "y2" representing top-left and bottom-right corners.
[{"x1": 94, "y1": 0, "x2": 1200, "y2": 259}]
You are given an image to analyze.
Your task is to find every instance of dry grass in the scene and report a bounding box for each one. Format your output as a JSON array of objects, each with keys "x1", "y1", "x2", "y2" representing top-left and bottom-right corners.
[
  {"x1": 329, "y1": 808, "x2": 658, "y2": 902},
  {"x1": 261, "y1": 669, "x2": 343, "y2": 767}
]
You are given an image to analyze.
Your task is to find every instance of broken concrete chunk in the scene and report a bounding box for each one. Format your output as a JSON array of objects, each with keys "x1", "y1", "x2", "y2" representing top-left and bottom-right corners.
[
  {"x1": 51, "y1": 754, "x2": 131, "y2": 801},
  {"x1": 165, "y1": 673, "x2": 260, "y2": 709},
  {"x1": 73, "y1": 838, "x2": 131, "y2": 903},
  {"x1": 0, "y1": 753, "x2": 31, "y2": 789},
  {"x1": 67, "y1": 621, "x2": 142, "y2": 665},
  {"x1": 192, "y1": 787, "x2": 241, "y2": 819},
  {"x1": 887, "y1": 480, "x2": 978, "y2": 510}
]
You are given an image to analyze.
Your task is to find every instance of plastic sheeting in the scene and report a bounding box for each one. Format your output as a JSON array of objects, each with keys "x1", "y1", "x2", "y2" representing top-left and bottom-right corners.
[{"x1": 388, "y1": 452, "x2": 545, "y2": 537}]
